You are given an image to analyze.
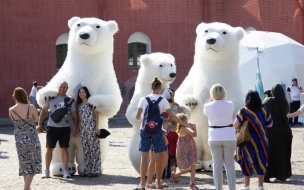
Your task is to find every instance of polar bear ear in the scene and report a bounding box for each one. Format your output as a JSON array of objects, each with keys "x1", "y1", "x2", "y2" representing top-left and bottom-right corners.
[
  {"x1": 235, "y1": 27, "x2": 245, "y2": 40},
  {"x1": 68, "y1": 17, "x2": 80, "y2": 29},
  {"x1": 139, "y1": 54, "x2": 150, "y2": 65},
  {"x1": 167, "y1": 54, "x2": 175, "y2": 62},
  {"x1": 107, "y1": 21, "x2": 119, "y2": 35},
  {"x1": 196, "y1": 22, "x2": 207, "y2": 35}
]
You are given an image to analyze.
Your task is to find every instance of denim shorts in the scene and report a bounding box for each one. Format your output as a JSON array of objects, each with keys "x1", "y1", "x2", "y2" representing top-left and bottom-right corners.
[
  {"x1": 29, "y1": 96, "x2": 37, "y2": 105},
  {"x1": 139, "y1": 129, "x2": 166, "y2": 153}
]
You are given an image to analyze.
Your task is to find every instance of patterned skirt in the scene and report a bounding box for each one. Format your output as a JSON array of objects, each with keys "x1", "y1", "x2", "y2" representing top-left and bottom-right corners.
[
  {"x1": 13, "y1": 119, "x2": 42, "y2": 176},
  {"x1": 176, "y1": 135, "x2": 198, "y2": 170}
]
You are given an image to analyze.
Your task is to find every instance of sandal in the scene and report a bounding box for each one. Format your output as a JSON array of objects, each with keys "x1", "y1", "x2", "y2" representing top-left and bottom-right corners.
[
  {"x1": 189, "y1": 183, "x2": 199, "y2": 190},
  {"x1": 133, "y1": 185, "x2": 146, "y2": 190},
  {"x1": 160, "y1": 180, "x2": 168, "y2": 187},
  {"x1": 145, "y1": 183, "x2": 156, "y2": 189},
  {"x1": 171, "y1": 172, "x2": 179, "y2": 184}
]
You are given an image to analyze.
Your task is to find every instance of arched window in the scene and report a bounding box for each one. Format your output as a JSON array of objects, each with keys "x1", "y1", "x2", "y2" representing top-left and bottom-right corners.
[
  {"x1": 129, "y1": 87, "x2": 135, "y2": 102},
  {"x1": 245, "y1": 27, "x2": 256, "y2": 32},
  {"x1": 128, "y1": 32, "x2": 151, "y2": 68},
  {"x1": 56, "y1": 33, "x2": 69, "y2": 70}
]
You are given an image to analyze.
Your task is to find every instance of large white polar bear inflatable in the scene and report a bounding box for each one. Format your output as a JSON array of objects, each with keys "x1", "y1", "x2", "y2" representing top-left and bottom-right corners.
[
  {"x1": 36, "y1": 17, "x2": 122, "y2": 175},
  {"x1": 126, "y1": 53, "x2": 177, "y2": 173},
  {"x1": 175, "y1": 22, "x2": 245, "y2": 171}
]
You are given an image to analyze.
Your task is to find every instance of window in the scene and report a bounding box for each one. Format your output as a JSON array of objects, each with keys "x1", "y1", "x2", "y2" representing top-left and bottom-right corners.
[
  {"x1": 55, "y1": 33, "x2": 69, "y2": 70},
  {"x1": 56, "y1": 44, "x2": 67, "y2": 69},
  {"x1": 128, "y1": 43, "x2": 146, "y2": 67},
  {"x1": 129, "y1": 87, "x2": 135, "y2": 102},
  {"x1": 128, "y1": 32, "x2": 151, "y2": 68}
]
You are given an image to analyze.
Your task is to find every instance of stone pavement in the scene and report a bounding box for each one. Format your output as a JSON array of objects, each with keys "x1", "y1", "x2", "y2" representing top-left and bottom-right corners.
[{"x1": 0, "y1": 124, "x2": 304, "y2": 190}]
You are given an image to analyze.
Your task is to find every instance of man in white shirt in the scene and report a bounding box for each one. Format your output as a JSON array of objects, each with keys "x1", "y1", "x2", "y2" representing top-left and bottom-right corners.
[
  {"x1": 287, "y1": 78, "x2": 303, "y2": 126},
  {"x1": 134, "y1": 77, "x2": 188, "y2": 190}
]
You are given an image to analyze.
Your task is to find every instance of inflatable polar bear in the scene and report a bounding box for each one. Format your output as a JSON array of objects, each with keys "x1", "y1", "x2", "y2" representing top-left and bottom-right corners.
[
  {"x1": 126, "y1": 53, "x2": 177, "y2": 174},
  {"x1": 37, "y1": 17, "x2": 122, "y2": 175},
  {"x1": 175, "y1": 22, "x2": 245, "y2": 171}
]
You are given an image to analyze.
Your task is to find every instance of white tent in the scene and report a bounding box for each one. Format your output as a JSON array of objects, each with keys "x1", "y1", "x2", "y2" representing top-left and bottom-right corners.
[{"x1": 239, "y1": 31, "x2": 304, "y2": 95}]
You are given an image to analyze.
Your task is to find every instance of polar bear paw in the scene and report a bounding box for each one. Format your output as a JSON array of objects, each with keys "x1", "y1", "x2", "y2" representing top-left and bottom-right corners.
[
  {"x1": 40, "y1": 88, "x2": 58, "y2": 101},
  {"x1": 50, "y1": 162, "x2": 76, "y2": 176},
  {"x1": 36, "y1": 87, "x2": 58, "y2": 107},
  {"x1": 181, "y1": 96, "x2": 198, "y2": 109}
]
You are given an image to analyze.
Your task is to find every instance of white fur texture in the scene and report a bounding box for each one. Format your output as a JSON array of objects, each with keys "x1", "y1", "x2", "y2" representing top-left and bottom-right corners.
[
  {"x1": 36, "y1": 17, "x2": 122, "y2": 175},
  {"x1": 126, "y1": 52, "x2": 177, "y2": 173},
  {"x1": 175, "y1": 22, "x2": 245, "y2": 171}
]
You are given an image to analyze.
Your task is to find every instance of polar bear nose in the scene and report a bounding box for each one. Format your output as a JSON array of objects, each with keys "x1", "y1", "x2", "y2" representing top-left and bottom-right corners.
[
  {"x1": 170, "y1": 73, "x2": 176, "y2": 78},
  {"x1": 80, "y1": 33, "x2": 90, "y2": 40},
  {"x1": 207, "y1": 38, "x2": 216, "y2": 45}
]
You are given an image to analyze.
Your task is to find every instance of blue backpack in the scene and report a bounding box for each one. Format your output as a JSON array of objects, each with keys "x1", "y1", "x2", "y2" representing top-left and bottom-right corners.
[{"x1": 142, "y1": 96, "x2": 164, "y2": 134}]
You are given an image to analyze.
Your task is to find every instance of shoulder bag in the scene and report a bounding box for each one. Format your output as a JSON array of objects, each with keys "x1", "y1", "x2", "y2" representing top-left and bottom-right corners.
[{"x1": 236, "y1": 108, "x2": 252, "y2": 147}]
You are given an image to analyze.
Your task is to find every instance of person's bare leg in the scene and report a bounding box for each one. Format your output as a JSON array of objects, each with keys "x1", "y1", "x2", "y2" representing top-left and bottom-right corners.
[
  {"x1": 244, "y1": 176, "x2": 250, "y2": 187},
  {"x1": 45, "y1": 148, "x2": 54, "y2": 169},
  {"x1": 61, "y1": 148, "x2": 69, "y2": 170},
  {"x1": 190, "y1": 165, "x2": 196, "y2": 184},
  {"x1": 154, "y1": 152, "x2": 163, "y2": 188},
  {"x1": 258, "y1": 175, "x2": 264, "y2": 187},
  {"x1": 155, "y1": 151, "x2": 168, "y2": 185},
  {"x1": 23, "y1": 175, "x2": 34, "y2": 190},
  {"x1": 174, "y1": 167, "x2": 189, "y2": 178},
  {"x1": 147, "y1": 150, "x2": 155, "y2": 185},
  {"x1": 161, "y1": 151, "x2": 168, "y2": 172},
  {"x1": 139, "y1": 152, "x2": 149, "y2": 187}
]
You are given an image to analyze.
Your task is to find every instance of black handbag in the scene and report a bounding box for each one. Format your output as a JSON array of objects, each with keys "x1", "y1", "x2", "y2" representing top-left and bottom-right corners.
[
  {"x1": 96, "y1": 129, "x2": 111, "y2": 139},
  {"x1": 50, "y1": 97, "x2": 74, "y2": 123}
]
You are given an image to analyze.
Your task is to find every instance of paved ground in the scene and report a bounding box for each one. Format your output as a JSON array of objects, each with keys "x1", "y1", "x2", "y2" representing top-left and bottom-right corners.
[{"x1": 0, "y1": 124, "x2": 304, "y2": 190}]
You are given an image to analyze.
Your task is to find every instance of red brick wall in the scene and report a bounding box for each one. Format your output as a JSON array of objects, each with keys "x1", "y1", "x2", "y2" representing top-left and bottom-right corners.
[
  {"x1": 0, "y1": 0, "x2": 301, "y2": 117},
  {"x1": 208, "y1": 0, "x2": 300, "y2": 42},
  {"x1": 105, "y1": 0, "x2": 204, "y2": 113},
  {"x1": 0, "y1": 1, "x2": 102, "y2": 117}
]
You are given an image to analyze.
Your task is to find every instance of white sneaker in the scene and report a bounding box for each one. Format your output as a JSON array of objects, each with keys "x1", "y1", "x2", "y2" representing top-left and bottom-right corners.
[
  {"x1": 259, "y1": 186, "x2": 264, "y2": 190},
  {"x1": 42, "y1": 169, "x2": 50, "y2": 178},
  {"x1": 239, "y1": 186, "x2": 250, "y2": 190},
  {"x1": 62, "y1": 170, "x2": 71, "y2": 179}
]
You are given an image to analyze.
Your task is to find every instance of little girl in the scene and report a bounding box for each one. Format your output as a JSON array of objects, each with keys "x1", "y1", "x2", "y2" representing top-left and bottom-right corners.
[{"x1": 171, "y1": 113, "x2": 199, "y2": 190}]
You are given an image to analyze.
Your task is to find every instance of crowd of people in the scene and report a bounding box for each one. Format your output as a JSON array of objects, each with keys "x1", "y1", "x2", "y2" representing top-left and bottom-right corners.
[{"x1": 8, "y1": 78, "x2": 302, "y2": 190}]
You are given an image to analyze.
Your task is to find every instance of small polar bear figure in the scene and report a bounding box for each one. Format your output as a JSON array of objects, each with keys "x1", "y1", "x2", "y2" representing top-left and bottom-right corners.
[
  {"x1": 175, "y1": 22, "x2": 245, "y2": 171},
  {"x1": 36, "y1": 17, "x2": 122, "y2": 175},
  {"x1": 126, "y1": 52, "x2": 177, "y2": 174}
]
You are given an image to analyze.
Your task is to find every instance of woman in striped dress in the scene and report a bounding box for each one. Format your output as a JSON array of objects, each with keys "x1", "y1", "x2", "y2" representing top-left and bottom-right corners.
[{"x1": 233, "y1": 90, "x2": 273, "y2": 190}]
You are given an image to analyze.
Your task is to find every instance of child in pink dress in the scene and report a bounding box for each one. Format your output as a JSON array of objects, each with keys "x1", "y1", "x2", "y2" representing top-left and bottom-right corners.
[{"x1": 172, "y1": 113, "x2": 199, "y2": 190}]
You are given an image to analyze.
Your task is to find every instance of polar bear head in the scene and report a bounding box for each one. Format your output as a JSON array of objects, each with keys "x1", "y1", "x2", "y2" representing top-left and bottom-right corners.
[
  {"x1": 67, "y1": 17, "x2": 118, "y2": 55},
  {"x1": 139, "y1": 53, "x2": 177, "y2": 86},
  {"x1": 195, "y1": 22, "x2": 245, "y2": 61}
]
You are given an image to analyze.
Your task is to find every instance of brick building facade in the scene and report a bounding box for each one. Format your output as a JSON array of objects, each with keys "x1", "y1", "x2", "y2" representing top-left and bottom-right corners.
[{"x1": 0, "y1": 0, "x2": 302, "y2": 118}]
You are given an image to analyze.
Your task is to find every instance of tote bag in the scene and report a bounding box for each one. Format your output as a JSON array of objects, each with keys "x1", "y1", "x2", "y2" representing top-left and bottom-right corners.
[{"x1": 236, "y1": 109, "x2": 252, "y2": 147}]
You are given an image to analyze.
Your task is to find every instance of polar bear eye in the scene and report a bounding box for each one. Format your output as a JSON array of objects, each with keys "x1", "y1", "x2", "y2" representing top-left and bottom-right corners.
[
  {"x1": 205, "y1": 30, "x2": 208, "y2": 33},
  {"x1": 171, "y1": 64, "x2": 173, "y2": 66},
  {"x1": 96, "y1": 25, "x2": 100, "y2": 29},
  {"x1": 223, "y1": 31, "x2": 227, "y2": 34},
  {"x1": 77, "y1": 24, "x2": 81, "y2": 27},
  {"x1": 159, "y1": 65, "x2": 163, "y2": 67}
]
